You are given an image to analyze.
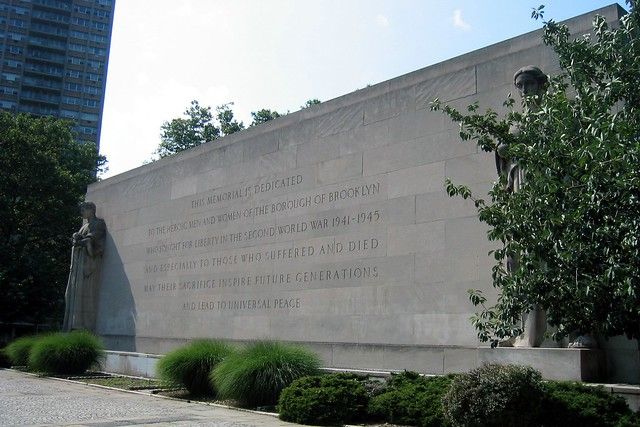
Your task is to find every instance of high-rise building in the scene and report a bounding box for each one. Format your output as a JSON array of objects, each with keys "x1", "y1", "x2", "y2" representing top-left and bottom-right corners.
[{"x1": 0, "y1": 0, "x2": 115, "y2": 148}]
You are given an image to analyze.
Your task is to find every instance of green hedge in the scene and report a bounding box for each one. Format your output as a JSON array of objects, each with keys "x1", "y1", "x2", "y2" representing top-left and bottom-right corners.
[
  {"x1": 4, "y1": 335, "x2": 42, "y2": 367},
  {"x1": 28, "y1": 331, "x2": 104, "y2": 375},
  {"x1": 442, "y1": 364, "x2": 544, "y2": 427},
  {"x1": 369, "y1": 371, "x2": 455, "y2": 427},
  {"x1": 541, "y1": 381, "x2": 632, "y2": 427},
  {"x1": 157, "y1": 339, "x2": 235, "y2": 396},
  {"x1": 278, "y1": 373, "x2": 370, "y2": 425},
  {"x1": 212, "y1": 341, "x2": 320, "y2": 407}
]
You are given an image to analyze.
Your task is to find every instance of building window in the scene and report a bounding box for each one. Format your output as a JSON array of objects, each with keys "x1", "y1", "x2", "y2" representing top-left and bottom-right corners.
[
  {"x1": 7, "y1": 32, "x2": 27, "y2": 41},
  {"x1": 68, "y1": 57, "x2": 84, "y2": 65},
  {"x1": 1, "y1": 72, "x2": 20, "y2": 82},
  {"x1": 0, "y1": 100, "x2": 17, "y2": 109},
  {"x1": 9, "y1": 19, "x2": 25, "y2": 28},
  {"x1": 74, "y1": 6, "x2": 92, "y2": 15},
  {"x1": 61, "y1": 109, "x2": 80, "y2": 119},
  {"x1": 0, "y1": 86, "x2": 18, "y2": 96},
  {"x1": 80, "y1": 112, "x2": 98, "y2": 121},
  {"x1": 4, "y1": 60, "x2": 21, "y2": 68}
]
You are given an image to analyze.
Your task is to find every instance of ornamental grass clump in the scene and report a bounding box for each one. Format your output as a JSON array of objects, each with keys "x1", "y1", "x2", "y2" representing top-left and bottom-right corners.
[
  {"x1": 212, "y1": 341, "x2": 321, "y2": 407},
  {"x1": 4, "y1": 335, "x2": 42, "y2": 367},
  {"x1": 157, "y1": 339, "x2": 235, "y2": 396},
  {"x1": 442, "y1": 364, "x2": 544, "y2": 427},
  {"x1": 278, "y1": 373, "x2": 370, "y2": 425},
  {"x1": 28, "y1": 331, "x2": 104, "y2": 375}
]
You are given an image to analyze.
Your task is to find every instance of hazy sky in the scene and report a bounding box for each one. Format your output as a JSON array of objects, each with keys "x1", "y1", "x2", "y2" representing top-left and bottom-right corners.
[{"x1": 99, "y1": 1, "x2": 619, "y2": 178}]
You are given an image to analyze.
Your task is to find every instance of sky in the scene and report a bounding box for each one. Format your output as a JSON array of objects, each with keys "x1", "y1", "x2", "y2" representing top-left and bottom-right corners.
[{"x1": 99, "y1": 0, "x2": 621, "y2": 178}]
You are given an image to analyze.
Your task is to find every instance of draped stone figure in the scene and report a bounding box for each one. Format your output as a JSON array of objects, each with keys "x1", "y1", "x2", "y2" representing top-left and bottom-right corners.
[
  {"x1": 496, "y1": 65, "x2": 548, "y2": 347},
  {"x1": 62, "y1": 202, "x2": 106, "y2": 332}
]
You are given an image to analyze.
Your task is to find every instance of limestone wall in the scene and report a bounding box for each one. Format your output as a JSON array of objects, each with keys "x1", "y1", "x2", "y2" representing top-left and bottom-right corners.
[{"x1": 87, "y1": 5, "x2": 633, "y2": 378}]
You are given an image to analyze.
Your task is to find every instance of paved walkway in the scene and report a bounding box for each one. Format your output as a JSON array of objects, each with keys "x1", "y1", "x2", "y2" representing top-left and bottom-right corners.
[{"x1": 0, "y1": 369, "x2": 298, "y2": 426}]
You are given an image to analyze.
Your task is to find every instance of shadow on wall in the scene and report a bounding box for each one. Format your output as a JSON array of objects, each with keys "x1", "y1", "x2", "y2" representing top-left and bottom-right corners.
[{"x1": 96, "y1": 232, "x2": 137, "y2": 351}]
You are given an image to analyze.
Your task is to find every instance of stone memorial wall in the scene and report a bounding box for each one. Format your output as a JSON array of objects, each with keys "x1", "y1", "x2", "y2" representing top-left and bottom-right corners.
[{"x1": 89, "y1": 5, "x2": 635, "y2": 378}]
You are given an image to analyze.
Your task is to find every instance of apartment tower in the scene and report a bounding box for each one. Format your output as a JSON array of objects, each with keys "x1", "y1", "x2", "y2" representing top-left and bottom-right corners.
[{"x1": 0, "y1": 0, "x2": 115, "y2": 148}]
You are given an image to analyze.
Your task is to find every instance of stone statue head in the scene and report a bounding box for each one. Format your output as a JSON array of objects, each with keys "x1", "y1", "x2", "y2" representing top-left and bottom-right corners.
[
  {"x1": 80, "y1": 202, "x2": 97, "y2": 220},
  {"x1": 513, "y1": 65, "x2": 548, "y2": 97}
]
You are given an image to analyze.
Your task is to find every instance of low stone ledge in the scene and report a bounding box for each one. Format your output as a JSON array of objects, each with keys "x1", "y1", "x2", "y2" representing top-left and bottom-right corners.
[{"x1": 478, "y1": 347, "x2": 606, "y2": 382}]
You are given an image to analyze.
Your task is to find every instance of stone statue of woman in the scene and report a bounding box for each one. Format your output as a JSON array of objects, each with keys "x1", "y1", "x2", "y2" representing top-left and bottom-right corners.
[
  {"x1": 62, "y1": 202, "x2": 106, "y2": 332},
  {"x1": 496, "y1": 65, "x2": 548, "y2": 347}
]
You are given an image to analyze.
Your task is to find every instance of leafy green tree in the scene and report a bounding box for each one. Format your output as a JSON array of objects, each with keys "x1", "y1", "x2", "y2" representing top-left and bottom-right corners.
[
  {"x1": 0, "y1": 112, "x2": 105, "y2": 326},
  {"x1": 432, "y1": 3, "x2": 640, "y2": 346},
  {"x1": 301, "y1": 99, "x2": 321, "y2": 109},
  {"x1": 216, "y1": 102, "x2": 245, "y2": 136},
  {"x1": 155, "y1": 100, "x2": 220, "y2": 158},
  {"x1": 250, "y1": 108, "x2": 282, "y2": 126}
]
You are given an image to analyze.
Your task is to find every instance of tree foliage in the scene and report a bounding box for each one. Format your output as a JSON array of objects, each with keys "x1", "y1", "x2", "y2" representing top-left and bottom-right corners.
[
  {"x1": 156, "y1": 98, "x2": 321, "y2": 158},
  {"x1": 0, "y1": 112, "x2": 105, "y2": 325},
  {"x1": 216, "y1": 102, "x2": 245, "y2": 136},
  {"x1": 250, "y1": 108, "x2": 282, "y2": 127},
  {"x1": 156, "y1": 100, "x2": 220, "y2": 159},
  {"x1": 301, "y1": 99, "x2": 321, "y2": 109},
  {"x1": 432, "y1": 3, "x2": 640, "y2": 345}
]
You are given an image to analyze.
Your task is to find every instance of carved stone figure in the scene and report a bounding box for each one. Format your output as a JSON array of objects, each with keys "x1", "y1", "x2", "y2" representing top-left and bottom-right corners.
[
  {"x1": 62, "y1": 202, "x2": 106, "y2": 331},
  {"x1": 496, "y1": 65, "x2": 548, "y2": 347}
]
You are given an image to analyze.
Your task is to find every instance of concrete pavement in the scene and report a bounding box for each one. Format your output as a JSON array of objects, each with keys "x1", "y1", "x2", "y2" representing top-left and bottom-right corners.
[{"x1": 0, "y1": 369, "x2": 298, "y2": 426}]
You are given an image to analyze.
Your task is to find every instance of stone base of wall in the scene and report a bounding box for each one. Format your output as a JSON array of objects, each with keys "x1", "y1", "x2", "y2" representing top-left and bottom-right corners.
[
  {"x1": 99, "y1": 347, "x2": 640, "y2": 411},
  {"x1": 100, "y1": 350, "x2": 161, "y2": 378},
  {"x1": 100, "y1": 338, "x2": 625, "y2": 383}
]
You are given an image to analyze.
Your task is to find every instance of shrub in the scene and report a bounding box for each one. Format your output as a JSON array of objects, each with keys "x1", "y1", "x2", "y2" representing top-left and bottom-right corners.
[
  {"x1": 278, "y1": 373, "x2": 370, "y2": 425},
  {"x1": 541, "y1": 381, "x2": 631, "y2": 427},
  {"x1": 212, "y1": 341, "x2": 321, "y2": 407},
  {"x1": 368, "y1": 371, "x2": 455, "y2": 427},
  {"x1": 4, "y1": 335, "x2": 41, "y2": 367},
  {"x1": 617, "y1": 412, "x2": 640, "y2": 427},
  {"x1": 156, "y1": 339, "x2": 235, "y2": 396},
  {"x1": 442, "y1": 364, "x2": 544, "y2": 427},
  {"x1": 28, "y1": 331, "x2": 104, "y2": 375}
]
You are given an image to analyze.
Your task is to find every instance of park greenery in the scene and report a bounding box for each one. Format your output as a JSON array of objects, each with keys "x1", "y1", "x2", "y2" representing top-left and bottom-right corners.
[
  {"x1": 28, "y1": 330, "x2": 104, "y2": 375},
  {"x1": 212, "y1": 340, "x2": 321, "y2": 407},
  {"x1": 0, "y1": 112, "x2": 105, "y2": 327},
  {"x1": 4, "y1": 335, "x2": 638, "y2": 425},
  {"x1": 154, "y1": 98, "x2": 322, "y2": 158},
  {"x1": 431, "y1": 2, "x2": 640, "y2": 346},
  {"x1": 4, "y1": 331, "x2": 104, "y2": 375},
  {"x1": 157, "y1": 339, "x2": 235, "y2": 396}
]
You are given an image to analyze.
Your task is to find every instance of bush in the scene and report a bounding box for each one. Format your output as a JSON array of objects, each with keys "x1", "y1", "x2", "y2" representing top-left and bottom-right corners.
[
  {"x1": 212, "y1": 341, "x2": 321, "y2": 407},
  {"x1": 368, "y1": 371, "x2": 454, "y2": 427},
  {"x1": 157, "y1": 339, "x2": 235, "y2": 396},
  {"x1": 442, "y1": 364, "x2": 544, "y2": 427},
  {"x1": 617, "y1": 412, "x2": 640, "y2": 427},
  {"x1": 278, "y1": 373, "x2": 370, "y2": 425},
  {"x1": 541, "y1": 381, "x2": 631, "y2": 427},
  {"x1": 28, "y1": 331, "x2": 104, "y2": 375},
  {"x1": 4, "y1": 335, "x2": 41, "y2": 366}
]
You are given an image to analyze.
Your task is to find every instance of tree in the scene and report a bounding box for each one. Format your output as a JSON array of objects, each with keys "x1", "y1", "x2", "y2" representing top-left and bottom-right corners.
[
  {"x1": 431, "y1": 2, "x2": 640, "y2": 346},
  {"x1": 216, "y1": 102, "x2": 245, "y2": 136},
  {"x1": 249, "y1": 108, "x2": 282, "y2": 126},
  {"x1": 301, "y1": 99, "x2": 321, "y2": 109},
  {"x1": 0, "y1": 112, "x2": 106, "y2": 326},
  {"x1": 155, "y1": 100, "x2": 220, "y2": 159}
]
